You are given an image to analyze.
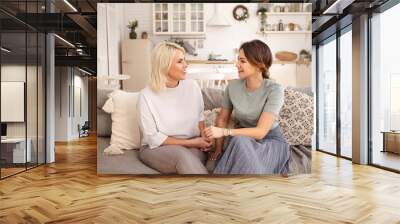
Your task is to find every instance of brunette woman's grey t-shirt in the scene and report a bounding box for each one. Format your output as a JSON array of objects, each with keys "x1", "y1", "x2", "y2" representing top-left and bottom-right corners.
[{"x1": 221, "y1": 79, "x2": 284, "y2": 129}]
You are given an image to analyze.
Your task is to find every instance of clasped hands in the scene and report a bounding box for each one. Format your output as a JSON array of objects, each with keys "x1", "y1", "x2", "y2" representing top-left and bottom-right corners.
[
  {"x1": 195, "y1": 126, "x2": 226, "y2": 151},
  {"x1": 195, "y1": 126, "x2": 227, "y2": 161}
]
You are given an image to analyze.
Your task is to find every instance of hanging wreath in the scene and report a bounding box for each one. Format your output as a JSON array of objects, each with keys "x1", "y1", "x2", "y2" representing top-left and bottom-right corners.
[{"x1": 233, "y1": 5, "x2": 249, "y2": 21}]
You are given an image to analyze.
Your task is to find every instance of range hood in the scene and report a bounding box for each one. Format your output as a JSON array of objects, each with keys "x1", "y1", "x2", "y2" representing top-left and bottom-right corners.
[{"x1": 207, "y1": 3, "x2": 231, "y2": 27}]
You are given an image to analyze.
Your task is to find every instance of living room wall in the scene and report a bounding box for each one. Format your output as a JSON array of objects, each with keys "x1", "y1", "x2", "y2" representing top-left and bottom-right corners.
[{"x1": 55, "y1": 67, "x2": 89, "y2": 141}]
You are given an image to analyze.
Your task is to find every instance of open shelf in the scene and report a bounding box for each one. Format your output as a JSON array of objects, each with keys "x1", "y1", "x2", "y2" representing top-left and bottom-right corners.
[
  {"x1": 273, "y1": 60, "x2": 311, "y2": 65},
  {"x1": 257, "y1": 31, "x2": 312, "y2": 34},
  {"x1": 265, "y1": 12, "x2": 311, "y2": 16}
]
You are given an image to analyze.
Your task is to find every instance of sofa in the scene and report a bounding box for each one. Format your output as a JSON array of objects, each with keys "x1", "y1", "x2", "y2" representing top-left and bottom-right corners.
[{"x1": 97, "y1": 87, "x2": 313, "y2": 175}]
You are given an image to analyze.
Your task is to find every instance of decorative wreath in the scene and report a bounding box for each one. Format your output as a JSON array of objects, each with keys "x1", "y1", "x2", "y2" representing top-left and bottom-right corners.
[{"x1": 233, "y1": 5, "x2": 249, "y2": 21}]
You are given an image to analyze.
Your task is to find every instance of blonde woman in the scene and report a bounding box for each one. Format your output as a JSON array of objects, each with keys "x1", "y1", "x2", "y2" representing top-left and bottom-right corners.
[{"x1": 137, "y1": 42, "x2": 210, "y2": 174}]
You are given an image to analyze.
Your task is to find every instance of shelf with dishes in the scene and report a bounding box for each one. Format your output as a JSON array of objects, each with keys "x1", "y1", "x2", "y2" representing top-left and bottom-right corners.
[
  {"x1": 273, "y1": 60, "x2": 311, "y2": 65},
  {"x1": 257, "y1": 31, "x2": 311, "y2": 35},
  {"x1": 264, "y1": 12, "x2": 311, "y2": 16},
  {"x1": 257, "y1": 5, "x2": 311, "y2": 35}
]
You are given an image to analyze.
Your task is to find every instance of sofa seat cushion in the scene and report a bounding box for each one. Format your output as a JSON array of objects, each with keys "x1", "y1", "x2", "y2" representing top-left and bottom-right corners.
[{"x1": 97, "y1": 137, "x2": 160, "y2": 174}]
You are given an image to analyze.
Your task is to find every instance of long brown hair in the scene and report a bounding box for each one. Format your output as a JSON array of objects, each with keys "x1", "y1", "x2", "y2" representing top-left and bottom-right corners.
[{"x1": 239, "y1": 40, "x2": 272, "y2": 79}]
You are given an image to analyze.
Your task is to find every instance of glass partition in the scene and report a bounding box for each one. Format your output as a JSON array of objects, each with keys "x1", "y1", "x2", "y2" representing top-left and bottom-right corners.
[
  {"x1": 1, "y1": 31, "x2": 28, "y2": 177},
  {"x1": 0, "y1": 1, "x2": 46, "y2": 179}
]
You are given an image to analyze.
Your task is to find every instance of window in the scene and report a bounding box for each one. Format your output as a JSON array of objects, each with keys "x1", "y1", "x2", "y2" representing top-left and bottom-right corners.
[
  {"x1": 370, "y1": 2, "x2": 400, "y2": 171},
  {"x1": 340, "y1": 27, "x2": 352, "y2": 158},
  {"x1": 317, "y1": 36, "x2": 337, "y2": 154}
]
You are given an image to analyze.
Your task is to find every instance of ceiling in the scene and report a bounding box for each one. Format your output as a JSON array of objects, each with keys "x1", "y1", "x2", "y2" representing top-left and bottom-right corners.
[{"x1": 0, "y1": 0, "x2": 393, "y2": 75}]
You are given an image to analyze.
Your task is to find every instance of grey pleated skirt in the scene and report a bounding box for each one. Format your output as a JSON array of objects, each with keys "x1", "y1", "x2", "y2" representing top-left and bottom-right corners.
[{"x1": 213, "y1": 125, "x2": 290, "y2": 175}]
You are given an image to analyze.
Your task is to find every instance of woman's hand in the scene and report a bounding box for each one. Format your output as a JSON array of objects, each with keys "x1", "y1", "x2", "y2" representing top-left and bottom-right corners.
[
  {"x1": 189, "y1": 137, "x2": 212, "y2": 149},
  {"x1": 200, "y1": 129, "x2": 209, "y2": 140},
  {"x1": 210, "y1": 149, "x2": 222, "y2": 161},
  {"x1": 204, "y1": 126, "x2": 225, "y2": 139}
]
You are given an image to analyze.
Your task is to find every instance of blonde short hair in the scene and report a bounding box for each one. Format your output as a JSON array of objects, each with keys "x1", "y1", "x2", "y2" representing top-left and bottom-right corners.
[{"x1": 149, "y1": 41, "x2": 185, "y2": 92}]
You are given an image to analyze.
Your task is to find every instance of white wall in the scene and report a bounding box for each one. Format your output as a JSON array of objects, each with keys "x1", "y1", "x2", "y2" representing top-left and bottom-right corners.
[
  {"x1": 55, "y1": 67, "x2": 89, "y2": 141},
  {"x1": 1, "y1": 65, "x2": 38, "y2": 138},
  {"x1": 97, "y1": 3, "x2": 312, "y2": 87},
  {"x1": 1, "y1": 64, "x2": 46, "y2": 164},
  {"x1": 97, "y1": 4, "x2": 124, "y2": 77},
  {"x1": 55, "y1": 67, "x2": 71, "y2": 141}
]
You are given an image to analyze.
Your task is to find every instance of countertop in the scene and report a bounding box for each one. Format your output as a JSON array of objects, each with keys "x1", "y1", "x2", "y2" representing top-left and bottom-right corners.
[{"x1": 187, "y1": 60, "x2": 235, "y2": 64}]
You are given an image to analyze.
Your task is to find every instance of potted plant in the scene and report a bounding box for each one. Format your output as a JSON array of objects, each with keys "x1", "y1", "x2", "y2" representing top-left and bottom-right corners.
[
  {"x1": 127, "y1": 20, "x2": 138, "y2": 39},
  {"x1": 299, "y1": 49, "x2": 311, "y2": 63},
  {"x1": 257, "y1": 8, "x2": 268, "y2": 32}
]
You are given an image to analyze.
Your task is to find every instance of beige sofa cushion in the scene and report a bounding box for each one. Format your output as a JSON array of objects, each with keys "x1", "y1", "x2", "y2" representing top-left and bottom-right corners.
[{"x1": 102, "y1": 90, "x2": 141, "y2": 154}]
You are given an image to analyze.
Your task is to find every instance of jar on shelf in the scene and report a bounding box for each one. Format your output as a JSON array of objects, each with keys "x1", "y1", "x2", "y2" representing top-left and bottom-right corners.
[{"x1": 278, "y1": 19, "x2": 284, "y2": 31}]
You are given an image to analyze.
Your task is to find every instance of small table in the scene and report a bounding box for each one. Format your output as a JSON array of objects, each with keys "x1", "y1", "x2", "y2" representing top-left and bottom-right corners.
[
  {"x1": 381, "y1": 131, "x2": 400, "y2": 154},
  {"x1": 1, "y1": 138, "x2": 32, "y2": 164}
]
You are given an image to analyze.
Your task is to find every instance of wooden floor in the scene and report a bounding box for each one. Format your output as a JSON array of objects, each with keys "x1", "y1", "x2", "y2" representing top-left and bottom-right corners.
[
  {"x1": 1, "y1": 135, "x2": 400, "y2": 223},
  {"x1": 1, "y1": 167, "x2": 26, "y2": 178},
  {"x1": 372, "y1": 150, "x2": 400, "y2": 171}
]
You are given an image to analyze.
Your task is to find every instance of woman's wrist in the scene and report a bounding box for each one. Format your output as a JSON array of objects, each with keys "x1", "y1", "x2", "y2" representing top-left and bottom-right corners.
[
  {"x1": 223, "y1": 128, "x2": 233, "y2": 136},
  {"x1": 223, "y1": 128, "x2": 228, "y2": 137},
  {"x1": 183, "y1": 138, "x2": 195, "y2": 147}
]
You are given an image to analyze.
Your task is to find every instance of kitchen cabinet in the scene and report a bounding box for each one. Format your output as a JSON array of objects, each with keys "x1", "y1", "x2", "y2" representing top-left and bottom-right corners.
[
  {"x1": 270, "y1": 63, "x2": 311, "y2": 87},
  {"x1": 153, "y1": 3, "x2": 205, "y2": 35}
]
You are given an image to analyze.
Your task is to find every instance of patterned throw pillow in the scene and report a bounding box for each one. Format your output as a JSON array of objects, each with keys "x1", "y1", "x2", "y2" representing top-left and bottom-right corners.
[{"x1": 279, "y1": 88, "x2": 314, "y2": 146}]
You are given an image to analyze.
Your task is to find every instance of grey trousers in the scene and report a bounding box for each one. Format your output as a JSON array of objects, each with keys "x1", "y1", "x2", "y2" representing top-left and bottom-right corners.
[{"x1": 139, "y1": 145, "x2": 208, "y2": 174}]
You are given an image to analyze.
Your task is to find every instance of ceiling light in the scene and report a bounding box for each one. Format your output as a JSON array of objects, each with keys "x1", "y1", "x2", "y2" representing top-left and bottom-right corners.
[
  {"x1": 323, "y1": 0, "x2": 355, "y2": 15},
  {"x1": 54, "y1": 34, "x2": 75, "y2": 48},
  {"x1": 1, "y1": 47, "x2": 11, "y2": 53},
  {"x1": 63, "y1": 0, "x2": 78, "y2": 12},
  {"x1": 78, "y1": 67, "x2": 93, "y2": 76}
]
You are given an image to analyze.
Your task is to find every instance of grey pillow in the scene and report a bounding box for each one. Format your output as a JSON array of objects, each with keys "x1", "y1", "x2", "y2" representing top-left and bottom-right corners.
[
  {"x1": 97, "y1": 88, "x2": 113, "y2": 137},
  {"x1": 97, "y1": 109, "x2": 112, "y2": 137},
  {"x1": 201, "y1": 88, "x2": 224, "y2": 110},
  {"x1": 97, "y1": 88, "x2": 113, "y2": 108}
]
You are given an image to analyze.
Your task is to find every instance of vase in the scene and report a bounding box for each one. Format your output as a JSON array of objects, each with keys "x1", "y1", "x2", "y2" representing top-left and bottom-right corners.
[{"x1": 129, "y1": 30, "x2": 137, "y2": 39}]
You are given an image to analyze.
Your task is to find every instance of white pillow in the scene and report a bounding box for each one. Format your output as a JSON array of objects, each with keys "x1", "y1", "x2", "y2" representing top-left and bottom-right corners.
[{"x1": 102, "y1": 90, "x2": 141, "y2": 155}]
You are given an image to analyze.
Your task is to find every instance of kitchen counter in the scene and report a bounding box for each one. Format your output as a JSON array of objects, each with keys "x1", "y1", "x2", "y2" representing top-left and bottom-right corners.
[{"x1": 187, "y1": 60, "x2": 235, "y2": 64}]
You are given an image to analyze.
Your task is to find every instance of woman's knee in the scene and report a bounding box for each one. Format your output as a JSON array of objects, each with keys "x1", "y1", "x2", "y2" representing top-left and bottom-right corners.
[
  {"x1": 176, "y1": 149, "x2": 208, "y2": 174},
  {"x1": 229, "y1": 136, "x2": 253, "y2": 152},
  {"x1": 230, "y1": 135, "x2": 253, "y2": 145}
]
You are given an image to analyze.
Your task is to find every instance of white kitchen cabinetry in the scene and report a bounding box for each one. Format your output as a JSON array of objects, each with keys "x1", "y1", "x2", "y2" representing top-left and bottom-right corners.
[
  {"x1": 269, "y1": 63, "x2": 311, "y2": 87},
  {"x1": 153, "y1": 3, "x2": 205, "y2": 35}
]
